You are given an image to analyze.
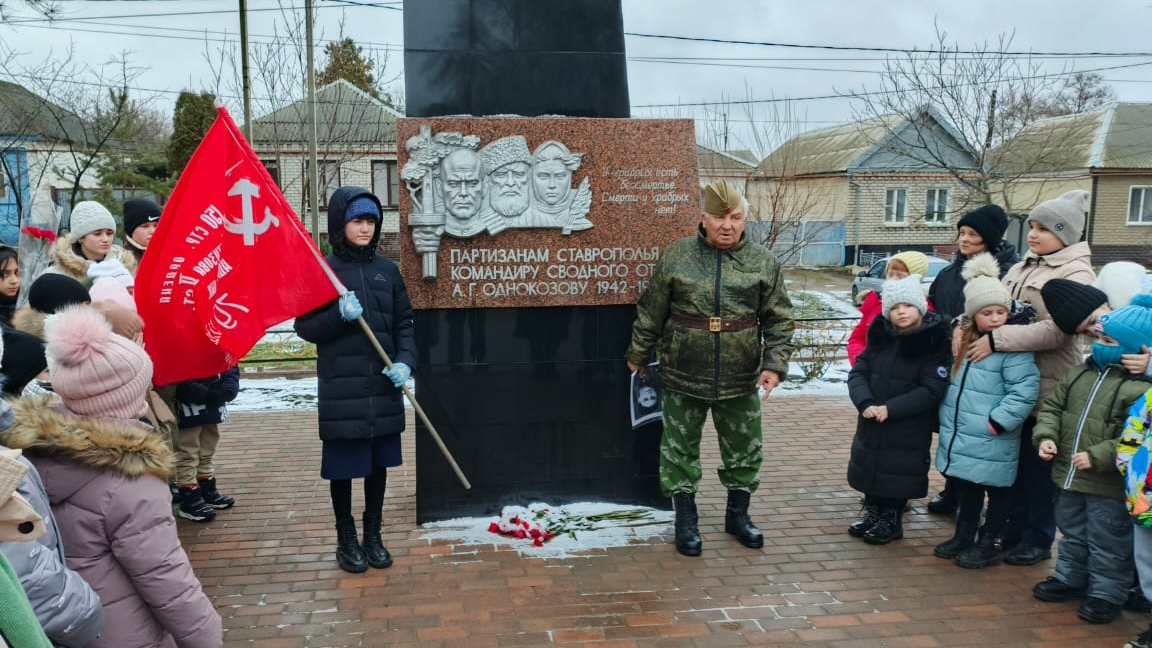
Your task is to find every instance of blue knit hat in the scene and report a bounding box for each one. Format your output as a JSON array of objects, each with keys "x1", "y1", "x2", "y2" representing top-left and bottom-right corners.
[
  {"x1": 344, "y1": 196, "x2": 381, "y2": 223},
  {"x1": 1100, "y1": 294, "x2": 1152, "y2": 354}
]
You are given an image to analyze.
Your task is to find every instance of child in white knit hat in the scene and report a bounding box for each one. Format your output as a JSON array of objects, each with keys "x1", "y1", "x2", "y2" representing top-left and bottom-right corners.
[
  {"x1": 43, "y1": 201, "x2": 137, "y2": 285},
  {"x1": 934, "y1": 253, "x2": 1039, "y2": 569},
  {"x1": 846, "y1": 275, "x2": 950, "y2": 546}
]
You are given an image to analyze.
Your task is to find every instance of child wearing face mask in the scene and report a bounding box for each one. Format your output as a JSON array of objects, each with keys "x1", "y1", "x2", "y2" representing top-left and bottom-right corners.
[
  {"x1": 1030, "y1": 295, "x2": 1152, "y2": 624},
  {"x1": 934, "y1": 254, "x2": 1039, "y2": 569}
]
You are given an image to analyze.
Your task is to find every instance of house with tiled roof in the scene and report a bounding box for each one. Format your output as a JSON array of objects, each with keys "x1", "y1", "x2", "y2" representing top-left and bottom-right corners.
[
  {"x1": 0, "y1": 80, "x2": 99, "y2": 243},
  {"x1": 696, "y1": 145, "x2": 756, "y2": 195},
  {"x1": 749, "y1": 108, "x2": 983, "y2": 265},
  {"x1": 994, "y1": 102, "x2": 1152, "y2": 263},
  {"x1": 248, "y1": 79, "x2": 403, "y2": 257}
]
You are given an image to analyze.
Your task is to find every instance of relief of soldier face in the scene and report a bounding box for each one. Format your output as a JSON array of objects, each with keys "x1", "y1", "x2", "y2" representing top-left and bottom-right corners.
[
  {"x1": 532, "y1": 157, "x2": 573, "y2": 207},
  {"x1": 441, "y1": 149, "x2": 484, "y2": 221},
  {"x1": 487, "y1": 161, "x2": 531, "y2": 217}
]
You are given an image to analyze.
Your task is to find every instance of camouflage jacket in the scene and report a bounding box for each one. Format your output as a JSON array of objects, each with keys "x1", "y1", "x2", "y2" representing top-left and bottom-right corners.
[{"x1": 626, "y1": 227, "x2": 795, "y2": 400}]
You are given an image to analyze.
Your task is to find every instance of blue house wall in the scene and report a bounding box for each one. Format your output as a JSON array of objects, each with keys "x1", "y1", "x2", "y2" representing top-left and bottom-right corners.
[{"x1": 0, "y1": 148, "x2": 28, "y2": 245}]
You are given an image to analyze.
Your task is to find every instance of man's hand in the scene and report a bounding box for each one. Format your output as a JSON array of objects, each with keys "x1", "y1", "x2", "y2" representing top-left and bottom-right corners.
[
  {"x1": 1071, "y1": 451, "x2": 1092, "y2": 471},
  {"x1": 965, "y1": 335, "x2": 992, "y2": 363},
  {"x1": 1121, "y1": 345, "x2": 1151, "y2": 375},
  {"x1": 756, "y1": 370, "x2": 781, "y2": 400},
  {"x1": 1038, "y1": 439, "x2": 1058, "y2": 461},
  {"x1": 861, "y1": 404, "x2": 889, "y2": 422},
  {"x1": 627, "y1": 360, "x2": 644, "y2": 377}
]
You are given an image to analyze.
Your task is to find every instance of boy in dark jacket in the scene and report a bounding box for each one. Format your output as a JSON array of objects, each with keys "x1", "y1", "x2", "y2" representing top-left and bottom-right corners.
[
  {"x1": 1032, "y1": 295, "x2": 1152, "y2": 624},
  {"x1": 173, "y1": 366, "x2": 240, "y2": 522},
  {"x1": 847, "y1": 275, "x2": 950, "y2": 545}
]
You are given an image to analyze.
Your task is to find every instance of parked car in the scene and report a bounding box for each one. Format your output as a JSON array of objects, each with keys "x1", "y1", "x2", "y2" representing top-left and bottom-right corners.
[{"x1": 851, "y1": 256, "x2": 950, "y2": 305}]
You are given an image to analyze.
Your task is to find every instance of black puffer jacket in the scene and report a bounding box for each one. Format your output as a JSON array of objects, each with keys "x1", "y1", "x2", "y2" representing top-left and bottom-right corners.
[
  {"x1": 929, "y1": 242, "x2": 1019, "y2": 321},
  {"x1": 846, "y1": 311, "x2": 950, "y2": 499},
  {"x1": 294, "y1": 187, "x2": 416, "y2": 441}
]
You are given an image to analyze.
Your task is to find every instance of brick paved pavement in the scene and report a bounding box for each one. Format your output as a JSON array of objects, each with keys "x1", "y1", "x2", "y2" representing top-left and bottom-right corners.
[{"x1": 182, "y1": 394, "x2": 1148, "y2": 647}]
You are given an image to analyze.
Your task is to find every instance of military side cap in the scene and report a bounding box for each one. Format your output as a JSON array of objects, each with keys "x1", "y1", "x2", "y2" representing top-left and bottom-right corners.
[{"x1": 703, "y1": 180, "x2": 743, "y2": 215}]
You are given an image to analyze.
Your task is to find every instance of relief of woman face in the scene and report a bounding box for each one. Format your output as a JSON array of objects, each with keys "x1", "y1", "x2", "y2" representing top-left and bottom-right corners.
[{"x1": 532, "y1": 157, "x2": 572, "y2": 206}]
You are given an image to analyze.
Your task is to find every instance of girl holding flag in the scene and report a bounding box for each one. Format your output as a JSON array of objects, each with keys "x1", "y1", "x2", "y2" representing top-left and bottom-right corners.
[{"x1": 294, "y1": 187, "x2": 416, "y2": 574}]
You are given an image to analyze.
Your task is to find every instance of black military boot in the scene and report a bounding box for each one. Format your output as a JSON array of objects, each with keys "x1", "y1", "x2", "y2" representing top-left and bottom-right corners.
[
  {"x1": 335, "y1": 517, "x2": 368, "y2": 573},
  {"x1": 362, "y1": 511, "x2": 393, "y2": 569},
  {"x1": 933, "y1": 519, "x2": 978, "y2": 559},
  {"x1": 954, "y1": 527, "x2": 1003, "y2": 569},
  {"x1": 848, "y1": 503, "x2": 881, "y2": 538},
  {"x1": 672, "y1": 492, "x2": 702, "y2": 556},
  {"x1": 725, "y1": 490, "x2": 764, "y2": 548},
  {"x1": 862, "y1": 506, "x2": 903, "y2": 545}
]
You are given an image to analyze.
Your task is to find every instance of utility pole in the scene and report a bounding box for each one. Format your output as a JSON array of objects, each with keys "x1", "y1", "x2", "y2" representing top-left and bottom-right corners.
[
  {"x1": 305, "y1": 0, "x2": 321, "y2": 244},
  {"x1": 239, "y1": 0, "x2": 253, "y2": 140}
]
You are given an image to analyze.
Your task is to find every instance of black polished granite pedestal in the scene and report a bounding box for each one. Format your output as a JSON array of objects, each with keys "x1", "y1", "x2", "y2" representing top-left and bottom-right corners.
[{"x1": 413, "y1": 304, "x2": 665, "y2": 523}]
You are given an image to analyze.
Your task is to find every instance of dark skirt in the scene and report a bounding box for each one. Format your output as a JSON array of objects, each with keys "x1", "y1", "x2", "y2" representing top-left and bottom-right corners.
[{"x1": 320, "y1": 434, "x2": 403, "y2": 480}]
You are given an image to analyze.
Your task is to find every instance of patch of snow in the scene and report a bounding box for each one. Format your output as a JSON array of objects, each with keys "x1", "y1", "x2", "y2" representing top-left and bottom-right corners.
[
  {"x1": 419, "y1": 502, "x2": 674, "y2": 559},
  {"x1": 231, "y1": 377, "x2": 414, "y2": 412}
]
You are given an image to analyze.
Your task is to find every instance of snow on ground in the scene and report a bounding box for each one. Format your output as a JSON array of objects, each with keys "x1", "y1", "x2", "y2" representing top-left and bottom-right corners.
[{"x1": 419, "y1": 502, "x2": 674, "y2": 559}]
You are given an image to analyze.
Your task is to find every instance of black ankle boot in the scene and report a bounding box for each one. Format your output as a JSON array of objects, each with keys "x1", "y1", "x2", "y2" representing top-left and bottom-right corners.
[
  {"x1": 934, "y1": 520, "x2": 978, "y2": 559},
  {"x1": 862, "y1": 505, "x2": 903, "y2": 545},
  {"x1": 672, "y1": 492, "x2": 702, "y2": 556},
  {"x1": 335, "y1": 517, "x2": 368, "y2": 573},
  {"x1": 362, "y1": 511, "x2": 393, "y2": 569},
  {"x1": 725, "y1": 490, "x2": 764, "y2": 548},
  {"x1": 954, "y1": 528, "x2": 1003, "y2": 569},
  {"x1": 848, "y1": 503, "x2": 881, "y2": 538}
]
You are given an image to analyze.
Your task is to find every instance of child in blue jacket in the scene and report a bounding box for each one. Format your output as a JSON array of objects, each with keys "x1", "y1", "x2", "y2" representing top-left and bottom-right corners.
[{"x1": 934, "y1": 253, "x2": 1039, "y2": 568}]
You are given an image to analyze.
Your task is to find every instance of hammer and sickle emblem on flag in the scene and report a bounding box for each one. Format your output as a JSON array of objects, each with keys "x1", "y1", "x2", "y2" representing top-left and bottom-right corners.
[{"x1": 226, "y1": 178, "x2": 280, "y2": 246}]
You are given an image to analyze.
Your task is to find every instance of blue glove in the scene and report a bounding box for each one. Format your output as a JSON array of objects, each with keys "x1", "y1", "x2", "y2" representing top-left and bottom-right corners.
[
  {"x1": 383, "y1": 362, "x2": 411, "y2": 388},
  {"x1": 338, "y1": 292, "x2": 363, "y2": 321}
]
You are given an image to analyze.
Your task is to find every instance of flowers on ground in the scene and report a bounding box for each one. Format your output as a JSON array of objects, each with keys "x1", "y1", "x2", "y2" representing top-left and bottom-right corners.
[{"x1": 487, "y1": 503, "x2": 659, "y2": 547}]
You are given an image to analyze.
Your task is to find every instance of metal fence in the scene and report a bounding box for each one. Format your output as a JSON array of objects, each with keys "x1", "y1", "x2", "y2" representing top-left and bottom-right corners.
[{"x1": 241, "y1": 316, "x2": 864, "y2": 373}]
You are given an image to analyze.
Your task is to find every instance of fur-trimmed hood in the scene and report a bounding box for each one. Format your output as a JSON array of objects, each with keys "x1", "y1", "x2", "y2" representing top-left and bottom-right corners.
[
  {"x1": 11, "y1": 306, "x2": 46, "y2": 339},
  {"x1": 0, "y1": 397, "x2": 171, "y2": 489},
  {"x1": 46, "y1": 236, "x2": 137, "y2": 283},
  {"x1": 866, "y1": 309, "x2": 950, "y2": 357}
]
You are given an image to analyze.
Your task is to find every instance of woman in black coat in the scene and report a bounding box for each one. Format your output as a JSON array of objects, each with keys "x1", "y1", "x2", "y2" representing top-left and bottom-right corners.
[
  {"x1": 295, "y1": 186, "x2": 416, "y2": 574},
  {"x1": 925, "y1": 204, "x2": 1017, "y2": 515},
  {"x1": 847, "y1": 279, "x2": 950, "y2": 545}
]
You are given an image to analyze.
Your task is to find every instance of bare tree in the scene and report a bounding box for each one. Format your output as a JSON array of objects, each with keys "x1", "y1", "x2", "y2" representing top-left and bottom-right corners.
[
  {"x1": 0, "y1": 42, "x2": 154, "y2": 227},
  {"x1": 202, "y1": 3, "x2": 403, "y2": 228},
  {"x1": 849, "y1": 25, "x2": 1093, "y2": 213},
  {"x1": 736, "y1": 92, "x2": 839, "y2": 265}
]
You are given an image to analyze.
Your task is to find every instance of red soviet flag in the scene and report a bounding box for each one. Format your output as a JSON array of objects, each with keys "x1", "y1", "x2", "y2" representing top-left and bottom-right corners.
[{"x1": 136, "y1": 105, "x2": 340, "y2": 386}]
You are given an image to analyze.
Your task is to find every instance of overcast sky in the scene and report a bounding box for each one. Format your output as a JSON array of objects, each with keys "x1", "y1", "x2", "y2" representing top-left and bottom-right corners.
[{"x1": 2, "y1": 0, "x2": 1150, "y2": 158}]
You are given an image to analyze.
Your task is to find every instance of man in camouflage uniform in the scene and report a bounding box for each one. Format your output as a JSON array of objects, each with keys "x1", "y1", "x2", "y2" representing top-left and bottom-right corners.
[{"x1": 626, "y1": 179, "x2": 794, "y2": 556}]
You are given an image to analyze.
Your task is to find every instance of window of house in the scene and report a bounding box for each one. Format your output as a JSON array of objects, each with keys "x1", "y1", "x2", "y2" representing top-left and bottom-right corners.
[
  {"x1": 885, "y1": 188, "x2": 907, "y2": 225},
  {"x1": 1129, "y1": 187, "x2": 1152, "y2": 224},
  {"x1": 307, "y1": 160, "x2": 341, "y2": 208},
  {"x1": 925, "y1": 188, "x2": 948, "y2": 224},
  {"x1": 371, "y1": 160, "x2": 399, "y2": 208},
  {"x1": 260, "y1": 159, "x2": 281, "y2": 189}
]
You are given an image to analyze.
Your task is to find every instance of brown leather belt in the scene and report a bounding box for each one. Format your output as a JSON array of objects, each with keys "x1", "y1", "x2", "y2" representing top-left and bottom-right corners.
[{"x1": 670, "y1": 313, "x2": 758, "y2": 332}]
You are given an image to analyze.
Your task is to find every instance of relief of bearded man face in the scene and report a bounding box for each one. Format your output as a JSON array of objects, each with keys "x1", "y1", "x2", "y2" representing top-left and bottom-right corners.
[{"x1": 487, "y1": 161, "x2": 531, "y2": 217}]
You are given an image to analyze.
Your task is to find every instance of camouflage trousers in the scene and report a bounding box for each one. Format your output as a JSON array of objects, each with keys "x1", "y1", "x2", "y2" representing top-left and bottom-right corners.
[{"x1": 659, "y1": 389, "x2": 762, "y2": 496}]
